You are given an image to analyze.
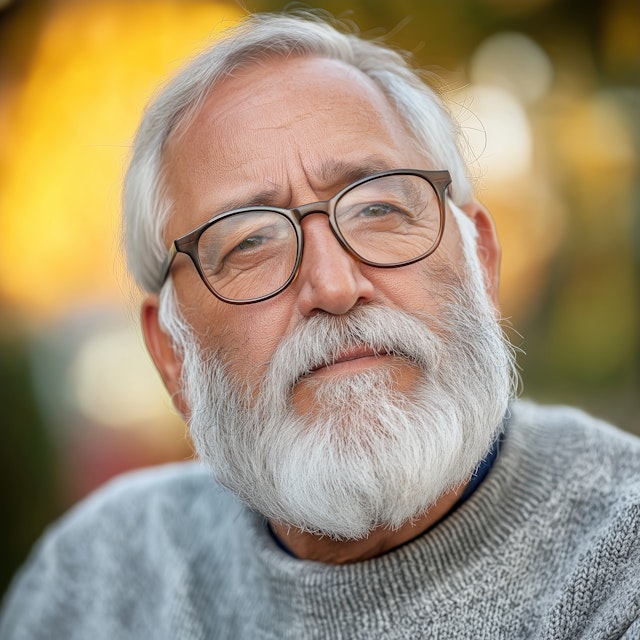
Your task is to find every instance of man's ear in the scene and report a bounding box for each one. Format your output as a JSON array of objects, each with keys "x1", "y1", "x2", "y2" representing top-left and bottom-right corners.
[
  {"x1": 459, "y1": 200, "x2": 501, "y2": 308},
  {"x1": 141, "y1": 294, "x2": 190, "y2": 419}
]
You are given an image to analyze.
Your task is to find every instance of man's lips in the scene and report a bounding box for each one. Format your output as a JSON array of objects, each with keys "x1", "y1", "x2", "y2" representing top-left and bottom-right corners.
[{"x1": 307, "y1": 346, "x2": 390, "y2": 375}]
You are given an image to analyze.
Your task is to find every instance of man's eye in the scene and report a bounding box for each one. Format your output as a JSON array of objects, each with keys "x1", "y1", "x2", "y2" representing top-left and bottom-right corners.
[
  {"x1": 234, "y1": 235, "x2": 265, "y2": 252},
  {"x1": 202, "y1": 233, "x2": 271, "y2": 277},
  {"x1": 358, "y1": 203, "x2": 396, "y2": 218}
]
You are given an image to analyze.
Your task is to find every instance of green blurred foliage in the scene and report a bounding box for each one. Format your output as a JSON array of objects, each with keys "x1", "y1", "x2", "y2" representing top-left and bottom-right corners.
[{"x1": 0, "y1": 323, "x2": 63, "y2": 600}]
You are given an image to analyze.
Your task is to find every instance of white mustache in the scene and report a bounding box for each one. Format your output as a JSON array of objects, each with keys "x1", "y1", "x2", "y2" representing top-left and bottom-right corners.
[{"x1": 264, "y1": 303, "x2": 442, "y2": 391}]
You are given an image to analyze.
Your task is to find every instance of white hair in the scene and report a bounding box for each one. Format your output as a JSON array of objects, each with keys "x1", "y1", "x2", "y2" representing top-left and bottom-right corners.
[{"x1": 123, "y1": 11, "x2": 474, "y2": 294}]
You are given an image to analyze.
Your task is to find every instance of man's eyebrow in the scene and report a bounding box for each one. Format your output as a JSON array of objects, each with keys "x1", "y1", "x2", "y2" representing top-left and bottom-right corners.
[
  {"x1": 212, "y1": 187, "x2": 283, "y2": 215},
  {"x1": 317, "y1": 157, "x2": 397, "y2": 186}
]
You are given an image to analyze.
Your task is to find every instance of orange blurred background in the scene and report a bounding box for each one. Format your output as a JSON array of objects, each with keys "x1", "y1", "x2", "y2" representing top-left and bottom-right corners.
[{"x1": 1, "y1": 0, "x2": 638, "y2": 596}]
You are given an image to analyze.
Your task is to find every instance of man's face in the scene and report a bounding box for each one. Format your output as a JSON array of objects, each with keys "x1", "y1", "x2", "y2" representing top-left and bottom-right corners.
[
  {"x1": 143, "y1": 55, "x2": 511, "y2": 537},
  {"x1": 157, "y1": 56, "x2": 498, "y2": 412}
]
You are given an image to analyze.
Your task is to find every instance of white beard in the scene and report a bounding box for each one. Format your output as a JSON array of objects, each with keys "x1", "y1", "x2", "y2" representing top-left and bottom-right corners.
[{"x1": 160, "y1": 209, "x2": 516, "y2": 539}]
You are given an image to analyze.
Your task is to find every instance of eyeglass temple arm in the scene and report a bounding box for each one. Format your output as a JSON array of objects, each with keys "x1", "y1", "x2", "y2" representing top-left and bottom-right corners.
[{"x1": 158, "y1": 243, "x2": 178, "y2": 289}]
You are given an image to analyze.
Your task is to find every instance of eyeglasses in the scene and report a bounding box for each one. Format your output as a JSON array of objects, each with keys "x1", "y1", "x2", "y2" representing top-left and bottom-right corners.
[{"x1": 159, "y1": 168, "x2": 451, "y2": 304}]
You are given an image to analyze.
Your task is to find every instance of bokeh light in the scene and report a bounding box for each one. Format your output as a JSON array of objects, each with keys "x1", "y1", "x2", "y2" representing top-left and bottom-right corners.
[
  {"x1": 453, "y1": 83, "x2": 534, "y2": 179},
  {"x1": 469, "y1": 32, "x2": 554, "y2": 104}
]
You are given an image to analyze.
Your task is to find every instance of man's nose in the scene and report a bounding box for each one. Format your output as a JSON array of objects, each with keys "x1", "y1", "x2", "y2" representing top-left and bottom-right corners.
[{"x1": 295, "y1": 214, "x2": 375, "y2": 316}]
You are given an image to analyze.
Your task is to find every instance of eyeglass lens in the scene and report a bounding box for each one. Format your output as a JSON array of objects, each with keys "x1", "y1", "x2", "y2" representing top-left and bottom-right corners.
[{"x1": 197, "y1": 173, "x2": 441, "y2": 302}]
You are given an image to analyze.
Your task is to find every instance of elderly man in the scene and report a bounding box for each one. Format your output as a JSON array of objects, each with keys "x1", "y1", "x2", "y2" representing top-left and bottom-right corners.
[{"x1": 1, "y1": 11, "x2": 639, "y2": 640}]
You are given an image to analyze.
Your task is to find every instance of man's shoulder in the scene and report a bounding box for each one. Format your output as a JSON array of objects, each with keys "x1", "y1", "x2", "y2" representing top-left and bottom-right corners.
[
  {"x1": 73, "y1": 459, "x2": 221, "y2": 509},
  {"x1": 0, "y1": 462, "x2": 249, "y2": 640},
  {"x1": 52, "y1": 460, "x2": 238, "y2": 538},
  {"x1": 468, "y1": 401, "x2": 640, "y2": 637},
  {"x1": 505, "y1": 400, "x2": 640, "y2": 534},
  {"x1": 511, "y1": 399, "x2": 640, "y2": 463},
  {"x1": 60, "y1": 460, "x2": 243, "y2": 552}
]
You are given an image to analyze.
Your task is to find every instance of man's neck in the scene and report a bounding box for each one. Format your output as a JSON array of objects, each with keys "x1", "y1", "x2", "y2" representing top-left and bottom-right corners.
[{"x1": 270, "y1": 485, "x2": 464, "y2": 564}]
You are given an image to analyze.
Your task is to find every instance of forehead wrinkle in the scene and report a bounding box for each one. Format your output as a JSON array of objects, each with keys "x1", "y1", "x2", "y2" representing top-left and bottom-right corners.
[
  {"x1": 212, "y1": 155, "x2": 409, "y2": 216},
  {"x1": 295, "y1": 156, "x2": 404, "y2": 196},
  {"x1": 210, "y1": 162, "x2": 295, "y2": 214}
]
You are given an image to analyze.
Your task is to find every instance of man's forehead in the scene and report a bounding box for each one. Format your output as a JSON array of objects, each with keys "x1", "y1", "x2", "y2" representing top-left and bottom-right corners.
[
  {"x1": 160, "y1": 54, "x2": 428, "y2": 238},
  {"x1": 174, "y1": 55, "x2": 397, "y2": 138}
]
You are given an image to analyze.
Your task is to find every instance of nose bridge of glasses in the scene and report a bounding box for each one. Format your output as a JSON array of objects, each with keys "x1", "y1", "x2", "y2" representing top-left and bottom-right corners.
[
  {"x1": 294, "y1": 199, "x2": 333, "y2": 221},
  {"x1": 293, "y1": 198, "x2": 357, "y2": 263}
]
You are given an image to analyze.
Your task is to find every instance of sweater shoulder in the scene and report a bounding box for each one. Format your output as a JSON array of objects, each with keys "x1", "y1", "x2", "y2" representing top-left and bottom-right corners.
[
  {"x1": 512, "y1": 399, "x2": 640, "y2": 443},
  {"x1": 513, "y1": 404, "x2": 640, "y2": 638},
  {"x1": 0, "y1": 462, "x2": 247, "y2": 640},
  {"x1": 45, "y1": 460, "x2": 240, "y2": 545},
  {"x1": 510, "y1": 400, "x2": 640, "y2": 490}
]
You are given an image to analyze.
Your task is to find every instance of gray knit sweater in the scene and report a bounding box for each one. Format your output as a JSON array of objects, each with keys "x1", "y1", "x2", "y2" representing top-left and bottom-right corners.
[{"x1": 1, "y1": 401, "x2": 639, "y2": 639}]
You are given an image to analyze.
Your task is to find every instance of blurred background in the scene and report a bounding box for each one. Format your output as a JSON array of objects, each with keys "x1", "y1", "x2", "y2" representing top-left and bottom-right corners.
[{"x1": 0, "y1": 0, "x2": 638, "y2": 597}]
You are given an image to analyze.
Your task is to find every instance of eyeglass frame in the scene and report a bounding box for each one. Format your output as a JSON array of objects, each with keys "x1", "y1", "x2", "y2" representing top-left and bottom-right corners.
[{"x1": 159, "y1": 168, "x2": 452, "y2": 304}]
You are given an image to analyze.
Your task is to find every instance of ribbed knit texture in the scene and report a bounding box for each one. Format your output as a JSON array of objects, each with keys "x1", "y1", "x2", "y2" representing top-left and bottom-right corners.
[{"x1": 1, "y1": 401, "x2": 639, "y2": 639}]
